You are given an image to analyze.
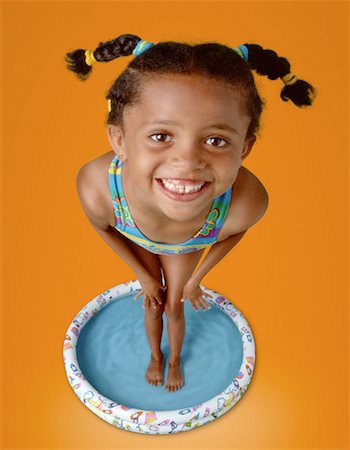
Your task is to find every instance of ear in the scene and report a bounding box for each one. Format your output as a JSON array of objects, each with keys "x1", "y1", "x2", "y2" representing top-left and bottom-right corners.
[
  {"x1": 107, "y1": 124, "x2": 127, "y2": 159},
  {"x1": 241, "y1": 135, "x2": 257, "y2": 161}
]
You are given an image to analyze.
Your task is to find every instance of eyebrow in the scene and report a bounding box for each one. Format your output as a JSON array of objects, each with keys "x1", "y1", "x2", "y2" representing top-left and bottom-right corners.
[{"x1": 141, "y1": 119, "x2": 238, "y2": 134}]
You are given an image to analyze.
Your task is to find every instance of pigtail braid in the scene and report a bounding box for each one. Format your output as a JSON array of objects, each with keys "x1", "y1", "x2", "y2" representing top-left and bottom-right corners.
[
  {"x1": 245, "y1": 44, "x2": 316, "y2": 107},
  {"x1": 65, "y1": 34, "x2": 142, "y2": 81}
]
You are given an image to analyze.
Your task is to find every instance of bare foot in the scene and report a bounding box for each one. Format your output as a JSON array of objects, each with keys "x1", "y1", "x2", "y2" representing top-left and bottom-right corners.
[
  {"x1": 165, "y1": 359, "x2": 184, "y2": 392},
  {"x1": 145, "y1": 354, "x2": 164, "y2": 386}
]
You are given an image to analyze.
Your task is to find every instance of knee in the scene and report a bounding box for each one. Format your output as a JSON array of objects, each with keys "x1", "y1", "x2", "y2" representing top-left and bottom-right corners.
[{"x1": 164, "y1": 299, "x2": 184, "y2": 320}]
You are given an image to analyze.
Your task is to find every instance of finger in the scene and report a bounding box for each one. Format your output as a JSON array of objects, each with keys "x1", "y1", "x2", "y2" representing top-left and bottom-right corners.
[
  {"x1": 155, "y1": 295, "x2": 163, "y2": 306},
  {"x1": 196, "y1": 295, "x2": 211, "y2": 311},
  {"x1": 190, "y1": 300, "x2": 198, "y2": 311},
  {"x1": 180, "y1": 298, "x2": 185, "y2": 303},
  {"x1": 134, "y1": 290, "x2": 143, "y2": 300},
  {"x1": 152, "y1": 298, "x2": 159, "y2": 309},
  {"x1": 196, "y1": 299, "x2": 207, "y2": 311},
  {"x1": 201, "y1": 290, "x2": 214, "y2": 299},
  {"x1": 200, "y1": 296, "x2": 211, "y2": 310},
  {"x1": 201, "y1": 295, "x2": 213, "y2": 308},
  {"x1": 143, "y1": 297, "x2": 150, "y2": 309}
]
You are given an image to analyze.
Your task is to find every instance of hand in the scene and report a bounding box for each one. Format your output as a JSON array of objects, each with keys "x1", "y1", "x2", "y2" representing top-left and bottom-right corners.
[
  {"x1": 180, "y1": 279, "x2": 214, "y2": 311},
  {"x1": 134, "y1": 276, "x2": 167, "y2": 310}
]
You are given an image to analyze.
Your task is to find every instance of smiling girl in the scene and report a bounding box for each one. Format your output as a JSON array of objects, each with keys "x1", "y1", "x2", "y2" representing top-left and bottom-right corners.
[{"x1": 65, "y1": 35, "x2": 316, "y2": 392}]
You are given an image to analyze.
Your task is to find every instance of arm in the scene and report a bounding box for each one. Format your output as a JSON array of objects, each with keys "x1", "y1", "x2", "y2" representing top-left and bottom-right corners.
[
  {"x1": 188, "y1": 175, "x2": 269, "y2": 287},
  {"x1": 89, "y1": 226, "x2": 155, "y2": 282},
  {"x1": 190, "y1": 230, "x2": 247, "y2": 285},
  {"x1": 76, "y1": 165, "x2": 153, "y2": 282},
  {"x1": 180, "y1": 231, "x2": 248, "y2": 310}
]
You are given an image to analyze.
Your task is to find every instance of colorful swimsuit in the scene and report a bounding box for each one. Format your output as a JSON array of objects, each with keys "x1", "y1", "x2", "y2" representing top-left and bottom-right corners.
[{"x1": 108, "y1": 154, "x2": 232, "y2": 255}]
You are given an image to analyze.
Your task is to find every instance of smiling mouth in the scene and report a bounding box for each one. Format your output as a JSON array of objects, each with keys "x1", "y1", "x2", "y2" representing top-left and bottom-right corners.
[{"x1": 155, "y1": 178, "x2": 211, "y2": 201}]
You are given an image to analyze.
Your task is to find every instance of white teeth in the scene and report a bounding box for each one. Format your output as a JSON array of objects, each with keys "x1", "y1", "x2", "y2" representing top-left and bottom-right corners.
[
  {"x1": 160, "y1": 179, "x2": 205, "y2": 194},
  {"x1": 184, "y1": 184, "x2": 198, "y2": 194}
]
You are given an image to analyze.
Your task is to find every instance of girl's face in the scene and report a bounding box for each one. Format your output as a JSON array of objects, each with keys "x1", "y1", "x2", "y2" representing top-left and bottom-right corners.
[{"x1": 107, "y1": 74, "x2": 256, "y2": 223}]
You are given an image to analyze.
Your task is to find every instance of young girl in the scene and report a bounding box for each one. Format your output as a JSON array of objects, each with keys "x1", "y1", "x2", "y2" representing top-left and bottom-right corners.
[{"x1": 65, "y1": 34, "x2": 316, "y2": 393}]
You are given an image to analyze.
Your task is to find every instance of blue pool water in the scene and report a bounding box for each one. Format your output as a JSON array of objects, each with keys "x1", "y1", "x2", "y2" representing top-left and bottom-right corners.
[{"x1": 76, "y1": 292, "x2": 243, "y2": 411}]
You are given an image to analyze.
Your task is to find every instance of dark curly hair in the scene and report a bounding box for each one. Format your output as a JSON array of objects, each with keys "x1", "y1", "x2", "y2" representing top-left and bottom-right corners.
[{"x1": 65, "y1": 34, "x2": 317, "y2": 139}]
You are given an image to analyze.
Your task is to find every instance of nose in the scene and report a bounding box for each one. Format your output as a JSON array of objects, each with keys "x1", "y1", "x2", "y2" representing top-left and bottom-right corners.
[{"x1": 170, "y1": 140, "x2": 206, "y2": 174}]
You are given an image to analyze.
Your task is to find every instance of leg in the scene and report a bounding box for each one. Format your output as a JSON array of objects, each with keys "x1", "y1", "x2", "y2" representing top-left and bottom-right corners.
[
  {"x1": 159, "y1": 249, "x2": 205, "y2": 391},
  {"x1": 126, "y1": 239, "x2": 166, "y2": 386}
]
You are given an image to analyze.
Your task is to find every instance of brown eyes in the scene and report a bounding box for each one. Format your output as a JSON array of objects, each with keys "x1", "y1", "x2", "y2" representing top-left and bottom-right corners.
[
  {"x1": 150, "y1": 133, "x2": 171, "y2": 143},
  {"x1": 149, "y1": 133, "x2": 229, "y2": 147},
  {"x1": 206, "y1": 137, "x2": 227, "y2": 147}
]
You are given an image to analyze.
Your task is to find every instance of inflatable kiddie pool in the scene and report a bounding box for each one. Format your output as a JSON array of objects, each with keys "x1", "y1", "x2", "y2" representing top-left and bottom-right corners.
[{"x1": 63, "y1": 280, "x2": 256, "y2": 434}]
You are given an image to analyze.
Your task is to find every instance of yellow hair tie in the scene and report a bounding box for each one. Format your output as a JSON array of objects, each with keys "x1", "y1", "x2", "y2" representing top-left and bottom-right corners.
[
  {"x1": 281, "y1": 72, "x2": 298, "y2": 86},
  {"x1": 107, "y1": 99, "x2": 112, "y2": 112},
  {"x1": 85, "y1": 49, "x2": 97, "y2": 66}
]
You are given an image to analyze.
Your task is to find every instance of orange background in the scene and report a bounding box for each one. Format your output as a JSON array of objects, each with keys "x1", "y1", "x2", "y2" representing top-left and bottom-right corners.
[{"x1": 1, "y1": 1, "x2": 348, "y2": 449}]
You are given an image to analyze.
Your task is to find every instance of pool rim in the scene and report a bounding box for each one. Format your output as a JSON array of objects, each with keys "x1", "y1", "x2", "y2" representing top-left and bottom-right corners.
[{"x1": 63, "y1": 279, "x2": 256, "y2": 434}]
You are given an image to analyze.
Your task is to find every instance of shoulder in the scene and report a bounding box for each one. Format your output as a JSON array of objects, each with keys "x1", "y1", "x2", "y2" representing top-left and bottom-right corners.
[
  {"x1": 76, "y1": 151, "x2": 115, "y2": 230},
  {"x1": 224, "y1": 165, "x2": 269, "y2": 236}
]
